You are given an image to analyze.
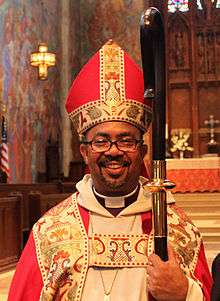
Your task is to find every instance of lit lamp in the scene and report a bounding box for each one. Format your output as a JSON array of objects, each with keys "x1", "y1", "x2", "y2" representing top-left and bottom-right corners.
[{"x1": 30, "y1": 43, "x2": 56, "y2": 80}]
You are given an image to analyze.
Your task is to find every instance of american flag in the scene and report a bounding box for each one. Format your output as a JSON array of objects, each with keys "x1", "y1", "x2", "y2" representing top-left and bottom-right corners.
[{"x1": 0, "y1": 115, "x2": 10, "y2": 179}]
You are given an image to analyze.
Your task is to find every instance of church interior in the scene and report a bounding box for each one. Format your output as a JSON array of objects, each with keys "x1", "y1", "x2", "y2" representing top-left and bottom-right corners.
[{"x1": 0, "y1": 0, "x2": 220, "y2": 299}]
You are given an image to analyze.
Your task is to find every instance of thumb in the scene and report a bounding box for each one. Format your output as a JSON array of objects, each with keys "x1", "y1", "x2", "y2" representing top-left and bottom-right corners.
[{"x1": 168, "y1": 243, "x2": 177, "y2": 263}]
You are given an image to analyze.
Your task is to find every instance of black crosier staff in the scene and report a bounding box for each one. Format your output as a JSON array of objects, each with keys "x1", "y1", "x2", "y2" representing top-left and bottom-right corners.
[{"x1": 140, "y1": 7, "x2": 175, "y2": 263}]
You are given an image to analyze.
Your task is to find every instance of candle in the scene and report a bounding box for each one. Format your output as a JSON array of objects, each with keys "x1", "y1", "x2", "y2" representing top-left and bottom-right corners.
[{"x1": 165, "y1": 123, "x2": 168, "y2": 140}]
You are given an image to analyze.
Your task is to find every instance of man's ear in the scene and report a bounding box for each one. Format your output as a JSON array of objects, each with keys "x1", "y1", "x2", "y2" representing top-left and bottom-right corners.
[
  {"x1": 141, "y1": 144, "x2": 148, "y2": 160},
  {"x1": 80, "y1": 144, "x2": 89, "y2": 165}
]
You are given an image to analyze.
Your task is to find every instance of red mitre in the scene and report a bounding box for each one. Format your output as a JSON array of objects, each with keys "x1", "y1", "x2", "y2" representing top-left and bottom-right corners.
[{"x1": 66, "y1": 40, "x2": 152, "y2": 134}]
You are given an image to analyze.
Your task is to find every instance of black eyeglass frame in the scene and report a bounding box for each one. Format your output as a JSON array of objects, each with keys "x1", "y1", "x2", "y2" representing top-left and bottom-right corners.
[{"x1": 82, "y1": 138, "x2": 144, "y2": 152}]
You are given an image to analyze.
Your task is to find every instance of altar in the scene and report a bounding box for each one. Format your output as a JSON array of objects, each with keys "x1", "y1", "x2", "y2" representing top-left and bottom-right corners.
[{"x1": 167, "y1": 157, "x2": 220, "y2": 193}]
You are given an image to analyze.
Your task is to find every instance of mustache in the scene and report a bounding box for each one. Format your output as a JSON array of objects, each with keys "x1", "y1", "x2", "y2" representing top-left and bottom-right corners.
[{"x1": 98, "y1": 156, "x2": 131, "y2": 167}]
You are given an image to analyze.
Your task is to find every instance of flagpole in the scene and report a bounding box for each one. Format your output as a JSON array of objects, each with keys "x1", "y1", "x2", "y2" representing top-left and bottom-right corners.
[{"x1": 0, "y1": 104, "x2": 10, "y2": 183}]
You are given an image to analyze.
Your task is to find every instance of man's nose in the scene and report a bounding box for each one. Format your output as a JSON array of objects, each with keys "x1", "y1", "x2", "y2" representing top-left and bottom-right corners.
[{"x1": 105, "y1": 142, "x2": 123, "y2": 154}]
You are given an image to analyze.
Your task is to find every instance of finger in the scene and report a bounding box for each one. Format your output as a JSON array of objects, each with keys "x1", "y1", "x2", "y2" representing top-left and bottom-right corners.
[
  {"x1": 146, "y1": 264, "x2": 154, "y2": 275},
  {"x1": 148, "y1": 253, "x2": 162, "y2": 267},
  {"x1": 146, "y1": 272, "x2": 149, "y2": 285},
  {"x1": 146, "y1": 270, "x2": 154, "y2": 290}
]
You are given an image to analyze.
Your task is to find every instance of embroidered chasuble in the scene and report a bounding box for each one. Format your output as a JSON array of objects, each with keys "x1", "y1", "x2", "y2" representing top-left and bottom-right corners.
[{"x1": 8, "y1": 175, "x2": 212, "y2": 301}]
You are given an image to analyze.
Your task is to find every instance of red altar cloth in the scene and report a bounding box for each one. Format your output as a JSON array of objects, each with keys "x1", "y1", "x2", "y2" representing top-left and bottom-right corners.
[{"x1": 167, "y1": 157, "x2": 220, "y2": 193}]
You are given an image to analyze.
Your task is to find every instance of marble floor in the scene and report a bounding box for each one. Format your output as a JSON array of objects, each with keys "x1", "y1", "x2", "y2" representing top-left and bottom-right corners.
[{"x1": 0, "y1": 270, "x2": 14, "y2": 301}]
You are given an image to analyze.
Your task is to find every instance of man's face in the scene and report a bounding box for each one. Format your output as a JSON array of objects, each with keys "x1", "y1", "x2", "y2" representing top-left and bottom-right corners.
[{"x1": 80, "y1": 121, "x2": 147, "y2": 196}]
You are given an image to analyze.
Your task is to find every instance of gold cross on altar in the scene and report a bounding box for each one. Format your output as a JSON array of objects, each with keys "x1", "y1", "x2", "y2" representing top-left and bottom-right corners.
[{"x1": 204, "y1": 115, "x2": 219, "y2": 145}]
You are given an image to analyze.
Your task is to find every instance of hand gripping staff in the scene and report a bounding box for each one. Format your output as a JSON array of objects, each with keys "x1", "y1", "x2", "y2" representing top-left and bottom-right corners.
[{"x1": 140, "y1": 7, "x2": 175, "y2": 263}]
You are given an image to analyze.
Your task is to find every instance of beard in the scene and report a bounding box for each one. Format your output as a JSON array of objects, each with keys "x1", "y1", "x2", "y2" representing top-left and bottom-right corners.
[
  {"x1": 89, "y1": 153, "x2": 141, "y2": 195},
  {"x1": 100, "y1": 171, "x2": 128, "y2": 189},
  {"x1": 97, "y1": 155, "x2": 131, "y2": 190}
]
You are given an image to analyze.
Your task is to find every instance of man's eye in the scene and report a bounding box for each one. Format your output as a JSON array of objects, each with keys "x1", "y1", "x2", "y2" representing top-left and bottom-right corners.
[
  {"x1": 93, "y1": 140, "x2": 109, "y2": 145},
  {"x1": 119, "y1": 139, "x2": 135, "y2": 145},
  {"x1": 121, "y1": 139, "x2": 134, "y2": 142}
]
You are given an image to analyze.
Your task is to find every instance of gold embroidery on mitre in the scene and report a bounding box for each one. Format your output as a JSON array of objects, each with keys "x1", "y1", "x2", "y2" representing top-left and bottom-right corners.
[
  {"x1": 86, "y1": 106, "x2": 102, "y2": 120},
  {"x1": 70, "y1": 99, "x2": 152, "y2": 134},
  {"x1": 100, "y1": 40, "x2": 125, "y2": 113},
  {"x1": 126, "y1": 104, "x2": 141, "y2": 119},
  {"x1": 89, "y1": 233, "x2": 149, "y2": 267}
]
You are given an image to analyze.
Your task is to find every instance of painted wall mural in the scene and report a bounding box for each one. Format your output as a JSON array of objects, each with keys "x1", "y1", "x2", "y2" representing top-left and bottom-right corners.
[
  {"x1": 0, "y1": 0, "x2": 147, "y2": 183},
  {"x1": 77, "y1": 0, "x2": 145, "y2": 68},
  {"x1": 0, "y1": 0, "x2": 60, "y2": 183}
]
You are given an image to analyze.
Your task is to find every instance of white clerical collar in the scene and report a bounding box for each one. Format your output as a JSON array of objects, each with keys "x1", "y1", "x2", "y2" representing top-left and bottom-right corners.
[{"x1": 93, "y1": 186, "x2": 139, "y2": 208}]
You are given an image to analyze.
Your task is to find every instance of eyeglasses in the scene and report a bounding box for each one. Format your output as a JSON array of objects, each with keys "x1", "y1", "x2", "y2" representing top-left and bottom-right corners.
[{"x1": 83, "y1": 138, "x2": 144, "y2": 152}]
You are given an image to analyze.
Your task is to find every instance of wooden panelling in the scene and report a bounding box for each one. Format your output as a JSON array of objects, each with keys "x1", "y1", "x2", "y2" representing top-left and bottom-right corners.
[
  {"x1": 198, "y1": 86, "x2": 220, "y2": 128},
  {"x1": 29, "y1": 192, "x2": 73, "y2": 227},
  {"x1": 170, "y1": 88, "x2": 191, "y2": 129},
  {"x1": 0, "y1": 196, "x2": 21, "y2": 272},
  {"x1": 0, "y1": 183, "x2": 77, "y2": 269},
  {"x1": 0, "y1": 183, "x2": 76, "y2": 247}
]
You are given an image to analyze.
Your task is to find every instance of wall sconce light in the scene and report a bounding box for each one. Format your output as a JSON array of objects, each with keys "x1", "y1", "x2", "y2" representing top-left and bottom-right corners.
[{"x1": 30, "y1": 43, "x2": 56, "y2": 80}]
